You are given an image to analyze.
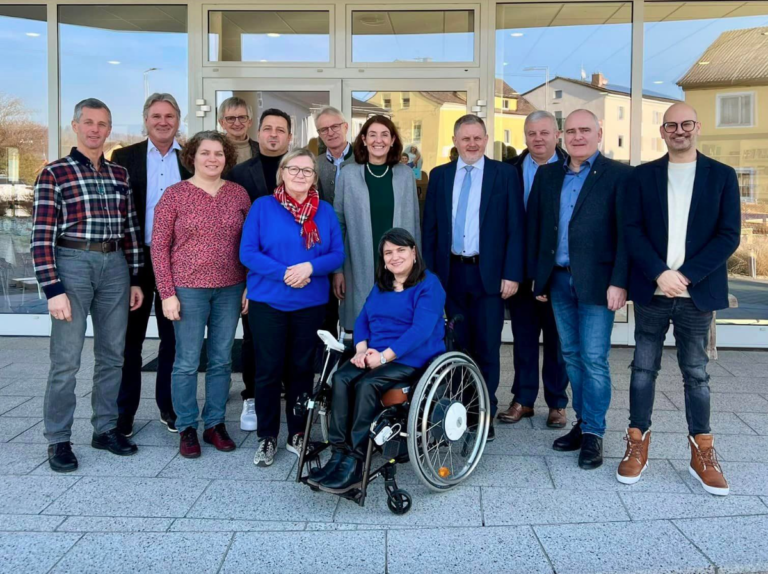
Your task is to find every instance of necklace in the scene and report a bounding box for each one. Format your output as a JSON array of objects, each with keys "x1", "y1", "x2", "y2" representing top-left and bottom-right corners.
[{"x1": 366, "y1": 163, "x2": 390, "y2": 178}]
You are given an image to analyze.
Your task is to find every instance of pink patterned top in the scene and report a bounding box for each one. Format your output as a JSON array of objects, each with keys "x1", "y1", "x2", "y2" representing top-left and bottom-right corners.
[{"x1": 151, "y1": 180, "x2": 251, "y2": 300}]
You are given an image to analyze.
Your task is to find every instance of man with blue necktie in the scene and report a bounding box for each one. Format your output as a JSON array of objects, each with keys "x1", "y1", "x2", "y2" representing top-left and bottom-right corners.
[{"x1": 423, "y1": 114, "x2": 526, "y2": 441}]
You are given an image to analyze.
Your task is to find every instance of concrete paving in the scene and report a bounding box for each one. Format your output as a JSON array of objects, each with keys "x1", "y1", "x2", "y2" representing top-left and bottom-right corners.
[{"x1": 1, "y1": 338, "x2": 768, "y2": 573}]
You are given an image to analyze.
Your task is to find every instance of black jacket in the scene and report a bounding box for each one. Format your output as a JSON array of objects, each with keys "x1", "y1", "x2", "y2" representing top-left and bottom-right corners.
[
  {"x1": 422, "y1": 156, "x2": 526, "y2": 294},
  {"x1": 225, "y1": 141, "x2": 270, "y2": 203},
  {"x1": 527, "y1": 152, "x2": 632, "y2": 306},
  {"x1": 625, "y1": 152, "x2": 741, "y2": 312}
]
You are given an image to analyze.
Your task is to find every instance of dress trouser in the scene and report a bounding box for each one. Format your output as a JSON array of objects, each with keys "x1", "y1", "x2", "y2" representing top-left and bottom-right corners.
[
  {"x1": 329, "y1": 360, "x2": 417, "y2": 459},
  {"x1": 118, "y1": 247, "x2": 175, "y2": 418},
  {"x1": 444, "y1": 260, "x2": 505, "y2": 417},
  {"x1": 240, "y1": 314, "x2": 255, "y2": 400},
  {"x1": 508, "y1": 281, "x2": 569, "y2": 409},
  {"x1": 44, "y1": 247, "x2": 129, "y2": 445}
]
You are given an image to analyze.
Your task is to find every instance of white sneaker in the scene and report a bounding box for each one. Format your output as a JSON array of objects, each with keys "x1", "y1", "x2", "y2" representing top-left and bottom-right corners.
[{"x1": 240, "y1": 399, "x2": 257, "y2": 431}]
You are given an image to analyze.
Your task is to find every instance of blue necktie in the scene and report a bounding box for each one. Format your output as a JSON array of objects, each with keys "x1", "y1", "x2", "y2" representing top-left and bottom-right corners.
[{"x1": 453, "y1": 165, "x2": 474, "y2": 254}]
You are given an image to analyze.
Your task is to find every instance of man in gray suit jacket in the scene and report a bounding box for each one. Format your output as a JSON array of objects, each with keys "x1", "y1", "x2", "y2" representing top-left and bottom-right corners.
[{"x1": 315, "y1": 106, "x2": 355, "y2": 205}]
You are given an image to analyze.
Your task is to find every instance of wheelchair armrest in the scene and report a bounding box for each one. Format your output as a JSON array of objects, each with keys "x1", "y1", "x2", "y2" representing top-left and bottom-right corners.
[{"x1": 317, "y1": 330, "x2": 346, "y2": 353}]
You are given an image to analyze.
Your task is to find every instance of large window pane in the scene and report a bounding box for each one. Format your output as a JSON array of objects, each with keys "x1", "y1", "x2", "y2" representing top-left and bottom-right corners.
[
  {"x1": 495, "y1": 2, "x2": 636, "y2": 166},
  {"x1": 0, "y1": 6, "x2": 47, "y2": 314},
  {"x1": 208, "y1": 10, "x2": 330, "y2": 63},
  {"x1": 645, "y1": 1, "x2": 768, "y2": 323},
  {"x1": 352, "y1": 10, "x2": 474, "y2": 63},
  {"x1": 59, "y1": 5, "x2": 188, "y2": 155}
]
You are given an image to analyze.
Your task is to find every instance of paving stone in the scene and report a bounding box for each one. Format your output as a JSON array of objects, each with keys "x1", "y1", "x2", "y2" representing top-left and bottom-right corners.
[
  {"x1": 159, "y1": 443, "x2": 295, "y2": 481},
  {"x1": 130, "y1": 420, "x2": 191, "y2": 447},
  {"x1": 0, "y1": 395, "x2": 32, "y2": 416},
  {"x1": 620, "y1": 491, "x2": 768, "y2": 521},
  {"x1": 305, "y1": 522, "x2": 358, "y2": 530},
  {"x1": 665, "y1": 392, "x2": 768, "y2": 413},
  {"x1": 1, "y1": 396, "x2": 104, "y2": 419},
  {"x1": 0, "y1": 532, "x2": 83, "y2": 574},
  {"x1": 334, "y1": 484, "x2": 483, "y2": 527},
  {"x1": 709, "y1": 378, "x2": 768, "y2": 394},
  {"x1": 0, "y1": 361, "x2": 56, "y2": 378},
  {"x1": 546, "y1": 456, "x2": 691, "y2": 493},
  {"x1": 675, "y1": 515, "x2": 768, "y2": 574},
  {"x1": 387, "y1": 526, "x2": 552, "y2": 574},
  {"x1": 0, "y1": 475, "x2": 80, "y2": 514},
  {"x1": 50, "y1": 532, "x2": 231, "y2": 574},
  {"x1": 187, "y1": 480, "x2": 338, "y2": 522},
  {"x1": 736, "y1": 413, "x2": 768, "y2": 435},
  {"x1": 535, "y1": 520, "x2": 714, "y2": 574},
  {"x1": 0, "y1": 416, "x2": 41, "y2": 442},
  {"x1": 0, "y1": 514, "x2": 66, "y2": 532},
  {"x1": 0, "y1": 378, "x2": 92, "y2": 397},
  {"x1": 12, "y1": 418, "x2": 150, "y2": 445},
  {"x1": 482, "y1": 487, "x2": 629, "y2": 526},
  {"x1": 30, "y1": 445, "x2": 177, "y2": 478},
  {"x1": 714, "y1": 361, "x2": 768, "y2": 377},
  {"x1": 669, "y1": 459, "x2": 768, "y2": 497},
  {"x1": 220, "y1": 531, "x2": 385, "y2": 574},
  {"x1": 0, "y1": 442, "x2": 49, "y2": 475},
  {"x1": 715, "y1": 434, "x2": 768, "y2": 463},
  {"x1": 483, "y1": 427, "x2": 580, "y2": 457},
  {"x1": 43, "y1": 477, "x2": 210, "y2": 518},
  {"x1": 170, "y1": 519, "x2": 306, "y2": 532},
  {"x1": 57, "y1": 517, "x2": 174, "y2": 532}
]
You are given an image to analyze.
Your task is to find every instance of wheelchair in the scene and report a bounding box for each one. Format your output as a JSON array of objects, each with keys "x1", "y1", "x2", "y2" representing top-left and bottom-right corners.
[{"x1": 296, "y1": 318, "x2": 490, "y2": 515}]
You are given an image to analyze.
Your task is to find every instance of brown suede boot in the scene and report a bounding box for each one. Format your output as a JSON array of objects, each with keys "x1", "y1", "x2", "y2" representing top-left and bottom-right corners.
[
  {"x1": 616, "y1": 428, "x2": 650, "y2": 485},
  {"x1": 689, "y1": 434, "x2": 729, "y2": 496}
]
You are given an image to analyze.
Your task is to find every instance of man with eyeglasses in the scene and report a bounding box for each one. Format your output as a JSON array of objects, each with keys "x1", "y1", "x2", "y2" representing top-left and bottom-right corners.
[
  {"x1": 619, "y1": 103, "x2": 740, "y2": 495},
  {"x1": 314, "y1": 106, "x2": 354, "y2": 205},
  {"x1": 31, "y1": 98, "x2": 144, "y2": 472},
  {"x1": 218, "y1": 96, "x2": 259, "y2": 164},
  {"x1": 227, "y1": 107, "x2": 293, "y2": 431}
]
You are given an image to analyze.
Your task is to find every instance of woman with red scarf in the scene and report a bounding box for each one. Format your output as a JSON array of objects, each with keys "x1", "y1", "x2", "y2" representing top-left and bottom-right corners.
[{"x1": 240, "y1": 148, "x2": 344, "y2": 468}]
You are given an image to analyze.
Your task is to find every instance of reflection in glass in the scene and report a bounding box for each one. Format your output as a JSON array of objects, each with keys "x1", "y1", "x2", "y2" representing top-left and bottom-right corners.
[
  {"x1": 645, "y1": 1, "x2": 768, "y2": 323},
  {"x1": 352, "y1": 11, "x2": 474, "y2": 63},
  {"x1": 214, "y1": 90, "x2": 330, "y2": 151},
  {"x1": 208, "y1": 11, "x2": 330, "y2": 63},
  {"x1": 59, "y1": 5, "x2": 188, "y2": 155},
  {"x1": 0, "y1": 6, "x2": 47, "y2": 314}
]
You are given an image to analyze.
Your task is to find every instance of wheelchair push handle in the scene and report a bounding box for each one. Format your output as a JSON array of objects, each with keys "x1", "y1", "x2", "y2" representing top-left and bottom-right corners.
[{"x1": 317, "y1": 330, "x2": 346, "y2": 353}]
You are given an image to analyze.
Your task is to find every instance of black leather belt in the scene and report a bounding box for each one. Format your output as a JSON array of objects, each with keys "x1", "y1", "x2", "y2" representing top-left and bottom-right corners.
[
  {"x1": 451, "y1": 253, "x2": 480, "y2": 265},
  {"x1": 57, "y1": 238, "x2": 121, "y2": 253}
]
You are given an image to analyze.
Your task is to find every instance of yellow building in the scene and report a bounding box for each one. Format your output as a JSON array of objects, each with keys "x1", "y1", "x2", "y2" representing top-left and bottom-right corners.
[{"x1": 493, "y1": 78, "x2": 534, "y2": 161}]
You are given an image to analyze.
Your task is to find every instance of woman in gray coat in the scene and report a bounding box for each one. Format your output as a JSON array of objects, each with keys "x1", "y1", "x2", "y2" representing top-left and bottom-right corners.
[{"x1": 333, "y1": 115, "x2": 421, "y2": 332}]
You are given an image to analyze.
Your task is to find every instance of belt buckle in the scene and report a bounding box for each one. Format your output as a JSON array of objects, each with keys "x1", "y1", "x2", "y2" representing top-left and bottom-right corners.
[{"x1": 100, "y1": 241, "x2": 110, "y2": 253}]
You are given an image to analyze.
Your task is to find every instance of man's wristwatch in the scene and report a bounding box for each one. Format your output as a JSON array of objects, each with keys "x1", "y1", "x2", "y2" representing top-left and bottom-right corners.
[{"x1": 380, "y1": 354, "x2": 388, "y2": 365}]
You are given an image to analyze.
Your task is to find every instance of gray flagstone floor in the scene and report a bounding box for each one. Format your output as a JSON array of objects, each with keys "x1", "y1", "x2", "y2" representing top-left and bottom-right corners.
[{"x1": 1, "y1": 337, "x2": 768, "y2": 573}]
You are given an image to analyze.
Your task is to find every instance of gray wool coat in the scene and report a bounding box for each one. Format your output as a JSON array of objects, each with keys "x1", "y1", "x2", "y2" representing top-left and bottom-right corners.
[{"x1": 334, "y1": 162, "x2": 421, "y2": 331}]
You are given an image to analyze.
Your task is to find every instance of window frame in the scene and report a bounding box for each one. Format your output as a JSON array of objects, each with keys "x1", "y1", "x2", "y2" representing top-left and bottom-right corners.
[
  {"x1": 716, "y1": 91, "x2": 756, "y2": 129},
  {"x1": 735, "y1": 167, "x2": 757, "y2": 203}
]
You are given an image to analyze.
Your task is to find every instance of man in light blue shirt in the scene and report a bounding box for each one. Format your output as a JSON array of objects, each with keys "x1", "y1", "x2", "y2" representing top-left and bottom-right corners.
[
  {"x1": 555, "y1": 149, "x2": 600, "y2": 266},
  {"x1": 451, "y1": 155, "x2": 484, "y2": 256}
]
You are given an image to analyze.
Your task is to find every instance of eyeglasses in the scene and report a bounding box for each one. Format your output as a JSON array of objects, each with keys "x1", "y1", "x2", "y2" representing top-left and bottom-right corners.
[
  {"x1": 223, "y1": 115, "x2": 250, "y2": 125},
  {"x1": 283, "y1": 166, "x2": 316, "y2": 178},
  {"x1": 317, "y1": 122, "x2": 345, "y2": 136},
  {"x1": 662, "y1": 120, "x2": 697, "y2": 134}
]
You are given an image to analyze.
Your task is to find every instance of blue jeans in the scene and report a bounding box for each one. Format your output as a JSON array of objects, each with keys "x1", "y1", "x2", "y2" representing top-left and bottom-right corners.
[
  {"x1": 630, "y1": 296, "x2": 712, "y2": 436},
  {"x1": 549, "y1": 269, "x2": 615, "y2": 437},
  {"x1": 45, "y1": 247, "x2": 130, "y2": 444},
  {"x1": 172, "y1": 283, "x2": 244, "y2": 433}
]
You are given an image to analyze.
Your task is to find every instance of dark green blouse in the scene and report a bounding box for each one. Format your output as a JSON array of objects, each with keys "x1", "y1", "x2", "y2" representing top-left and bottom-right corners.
[{"x1": 365, "y1": 162, "x2": 395, "y2": 263}]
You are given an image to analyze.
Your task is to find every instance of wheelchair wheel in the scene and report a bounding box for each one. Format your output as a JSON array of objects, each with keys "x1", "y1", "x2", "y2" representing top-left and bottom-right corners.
[
  {"x1": 407, "y1": 352, "x2": 490, "y2": 492},
  {"x1": 386, "y1": 489, "x2": 412, "y2": 515}
]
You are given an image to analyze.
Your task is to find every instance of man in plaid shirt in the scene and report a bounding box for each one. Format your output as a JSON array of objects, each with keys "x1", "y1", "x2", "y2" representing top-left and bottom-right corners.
[{"x1": 32, "y1": 98, "x2": 145, "y2": 473}]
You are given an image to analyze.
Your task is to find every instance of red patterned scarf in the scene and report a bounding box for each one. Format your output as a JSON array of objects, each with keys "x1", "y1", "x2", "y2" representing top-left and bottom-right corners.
[{"x1": 274, "y1": 184, "x2": 321, "y2": 249}]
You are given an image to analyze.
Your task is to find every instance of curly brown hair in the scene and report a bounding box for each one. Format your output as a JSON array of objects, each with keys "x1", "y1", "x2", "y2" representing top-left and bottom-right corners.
[
  {"x1": 179, "y1": 130, "x2": 237, "y2": 175},
  {"x1": 353, "y1": 115, "x2": 403, "y2": 167}
]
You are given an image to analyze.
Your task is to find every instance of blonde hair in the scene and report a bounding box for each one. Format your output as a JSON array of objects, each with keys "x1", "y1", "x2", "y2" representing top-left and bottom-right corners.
[{"x1": 276, "y1": 148, "x2": 319, "y2": 187}]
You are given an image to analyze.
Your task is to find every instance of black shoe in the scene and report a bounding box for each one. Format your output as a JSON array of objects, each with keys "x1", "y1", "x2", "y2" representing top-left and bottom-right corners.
[
  {"x1": 160, "y1": 411, "x2": 178, "y2": 433},
  {"x1": 578, "y1": 434, "x2": 603, "y2": 470},
  {"x1": 92, "y1": 428, "x2": 139, "y2": 456},
  {"x1": 553, "y1": 420, "x2": 582, "y2": 452},
  {"x1": 307, "y1": 450, "x2": 345, "y2": 486},
  {"x1": 486, "y1": 423, "x2": 496, "y2": 443},
  {"x1": 318, "y1": 454, "x2": 363, "y2": 494},
  {"x1": 116, "y1": 414, "x2": 134, "y2": 438},
  {"x1": 48, "y1": 442, "x2": 78, "y2": 473}
]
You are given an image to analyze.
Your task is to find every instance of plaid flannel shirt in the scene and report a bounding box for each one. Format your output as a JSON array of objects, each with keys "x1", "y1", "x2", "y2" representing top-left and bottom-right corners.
[{"x1": 31, "y1": 147, "x2": 144, "y2": 299}]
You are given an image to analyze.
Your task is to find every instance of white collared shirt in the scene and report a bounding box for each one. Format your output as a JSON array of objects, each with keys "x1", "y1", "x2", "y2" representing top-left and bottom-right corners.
[
  {"x1": 451, "y1": 156, "x2": 485, "y2": 256},
  {"x1": 145, "y1": 139, "x2": 182, "y2": 245}
]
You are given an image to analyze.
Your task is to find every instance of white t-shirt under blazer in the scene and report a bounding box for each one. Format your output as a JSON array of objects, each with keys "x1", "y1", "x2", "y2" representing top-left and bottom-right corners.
[{"x1": 655, "y1": 160, "x2": 696, "y2": 298}]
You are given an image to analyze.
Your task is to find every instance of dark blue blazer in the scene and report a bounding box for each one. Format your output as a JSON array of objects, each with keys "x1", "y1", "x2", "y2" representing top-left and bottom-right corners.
[
  {"x1": 422, "y1": 156, "x2": 525, "y2": 294},
  {"x1": 625, "y1": 152, "x2": 741, "y2": 312}
]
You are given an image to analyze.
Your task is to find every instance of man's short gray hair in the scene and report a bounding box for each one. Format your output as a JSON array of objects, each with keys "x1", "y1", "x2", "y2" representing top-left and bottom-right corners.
[
  {"x1": 566, "y1": 108, "x2": 601, "y2": 130},
  {"x1": 73, "y1": 98, "x2": 112, "y2": 125},
  {"x1": 218, "y1": 96, "x2": 253, "y2": 119},
  {"x1": 143, "y1": 93, "x2": 181, "y2": 120},
  {"x1": 525, "y1": 110, "x2": 559, "y2": 130},
  {"x1": 314, "y1": 106, "x2": 346, "y2": 126},
  {"x1": 453, "y1": 114, "x2": 486, "y2": 136}
]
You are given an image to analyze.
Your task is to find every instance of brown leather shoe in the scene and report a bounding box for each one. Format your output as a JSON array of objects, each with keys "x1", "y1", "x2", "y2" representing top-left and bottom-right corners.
[
  {"x1": 689, "y1": 434, "x2": 729, "y2": 496},
  {"x1": 547, "y1": 408, "x2": 567, "y2": 428},
  {"x1": 497, "y1": 402, "x2": 534, "y2": 424},
  {"x1": 203, "y1": 423, "x2": 236, "y2": 452},
  {"x1": 616, "y1": 428, "x2": 650, "y2": 485}
]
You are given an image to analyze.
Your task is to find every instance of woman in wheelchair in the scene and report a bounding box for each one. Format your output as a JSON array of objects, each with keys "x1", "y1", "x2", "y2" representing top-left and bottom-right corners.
[{"x1": 310, "y1": 228, "x2": 446, "y2": 494}]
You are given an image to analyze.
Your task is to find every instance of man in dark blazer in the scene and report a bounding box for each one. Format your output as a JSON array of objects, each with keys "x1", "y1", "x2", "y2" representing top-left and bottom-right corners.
[
  {"x1": 617, "y1": 103, "x2": 739, "y2": 495},
  {"x1": 499, "y1": 110, "x2": 569, "y2": 429},
  {"x1": 527, "y1": 109, "x2": 632, "y2": 470},
  {"x1": 113, "y1": 93, "x2": 190, "y2": 437},
  {"x1": 423, "y1": 114, "x2": 526, "y2": 440}
]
